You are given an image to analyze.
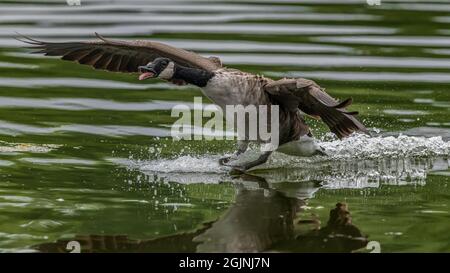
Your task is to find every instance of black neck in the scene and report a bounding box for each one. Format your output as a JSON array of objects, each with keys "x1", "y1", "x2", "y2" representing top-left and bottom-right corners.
[{"x1": 173, "y1": 64, "x2": 214, "y2": 87}]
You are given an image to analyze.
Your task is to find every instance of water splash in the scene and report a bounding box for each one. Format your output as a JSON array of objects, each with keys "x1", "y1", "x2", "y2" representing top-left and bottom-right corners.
[
  {"x1": 111, "y1": 134, "x2": 450, "y2": 188},
  {"x1": 320, "y1": 134, "x2": 450, "y2": 160},
  {"x1": 140, "y1": 155, "x2": 227, "y2": 174}
]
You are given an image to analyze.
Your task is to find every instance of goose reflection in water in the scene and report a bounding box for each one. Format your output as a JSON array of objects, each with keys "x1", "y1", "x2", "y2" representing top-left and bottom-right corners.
[
  {"x1": 34, "y1": 155, "x2": 449, "y2": 252},
  {"x1": 34, "y1": 174, "x2": 368, "y2": 253}
]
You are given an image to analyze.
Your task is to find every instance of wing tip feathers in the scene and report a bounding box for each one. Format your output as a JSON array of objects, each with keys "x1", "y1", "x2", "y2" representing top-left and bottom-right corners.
[{"x1": 14, "y1": 32, "x2": 44, "y2": 46}]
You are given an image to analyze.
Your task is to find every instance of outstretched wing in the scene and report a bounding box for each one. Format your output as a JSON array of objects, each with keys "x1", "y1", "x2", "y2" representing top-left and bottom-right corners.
[
  {"x1": 16, "y1": 33, "x2": 221, "y2": 73},
  {"x1": 264, "y1": 78, "x2": 368, "y2": 139}
]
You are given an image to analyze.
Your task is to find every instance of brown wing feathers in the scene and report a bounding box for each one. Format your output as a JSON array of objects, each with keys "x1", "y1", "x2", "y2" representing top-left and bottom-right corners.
[
  {"x1": 17, "y1": 37, "x2": 148, "y2": 73},
  {"x1": 265, "y1": 78, "x2": 368, "y2": 139},
  {"x1": 16, "y1": 33, "x2": 220, "y2": 73}
]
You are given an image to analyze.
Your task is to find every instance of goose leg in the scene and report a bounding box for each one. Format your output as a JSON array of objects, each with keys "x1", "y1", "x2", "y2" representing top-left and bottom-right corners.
[
  {"x1": 219, "y1": 140, "x2": 249, "y2": 165},
  {"x1": 232, "y1": 151, "x2": 272, "y2": 172}
]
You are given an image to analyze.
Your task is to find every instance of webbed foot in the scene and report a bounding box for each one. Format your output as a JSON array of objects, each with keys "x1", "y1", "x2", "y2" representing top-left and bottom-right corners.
[{"x1": 226, "y1": 151, "x2": 272, "y2": 173}]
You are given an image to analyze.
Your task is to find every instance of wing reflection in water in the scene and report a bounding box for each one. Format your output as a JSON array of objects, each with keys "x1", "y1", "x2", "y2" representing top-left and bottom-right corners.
[
  {"x1": 33, "y1": 155, "x2": 447, "y2": 252},
  {"x1": 33, "y1": 174, "x2": 368, "y2": 253},
  {"x1": 193, "y1": 175, "x2": 367, "y2": 253}
]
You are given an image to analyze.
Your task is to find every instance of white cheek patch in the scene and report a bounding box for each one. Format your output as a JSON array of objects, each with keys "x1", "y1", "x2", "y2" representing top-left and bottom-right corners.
[{"x1": 158, "y1": 62, "x2": 175, "y2": 80}]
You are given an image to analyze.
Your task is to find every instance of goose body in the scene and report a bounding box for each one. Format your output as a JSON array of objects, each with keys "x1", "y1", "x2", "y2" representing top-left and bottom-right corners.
[
  {"x1": 18, "y1": 33, "x2": 369, "y2": 171},
  {"x1": 202, "y1": 68, "x2": 271, "y2": 109}
]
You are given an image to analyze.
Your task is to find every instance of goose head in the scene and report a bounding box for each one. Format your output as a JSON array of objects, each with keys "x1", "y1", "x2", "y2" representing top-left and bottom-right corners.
[{"x1": 138, "y1": 57, "x2": 175, "y2": 81}]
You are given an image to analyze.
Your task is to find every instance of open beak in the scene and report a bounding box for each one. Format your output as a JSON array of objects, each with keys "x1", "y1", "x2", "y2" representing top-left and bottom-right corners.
[{"x1": 138, "y1": 65, "x2": 157, "y2": 81}]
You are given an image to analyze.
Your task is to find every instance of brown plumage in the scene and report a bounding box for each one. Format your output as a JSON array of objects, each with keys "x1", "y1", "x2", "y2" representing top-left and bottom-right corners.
[
  {"x1": 264, "y1": 78, "x2": 368, "y2": 139},
  {"x1": 16, "y1": 33, "x2": 220, "y2": 73}
]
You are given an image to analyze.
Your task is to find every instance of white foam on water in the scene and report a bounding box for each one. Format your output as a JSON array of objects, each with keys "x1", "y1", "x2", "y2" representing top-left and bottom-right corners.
[
  {"x1": 108, "y1": 156, "x2": 229, "y2": 184},
  {"x1": 111, "y1": 134, "x2": 449, "y2": 188},
  {"x1": 254, "y1": 134, "x2": 450, "y2": 188},
  {"x1": 320, "y1": 134, "x2": 450, "y2": 160}
]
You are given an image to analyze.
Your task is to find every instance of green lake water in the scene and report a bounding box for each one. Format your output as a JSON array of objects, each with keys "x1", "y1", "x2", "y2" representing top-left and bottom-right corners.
[{"x1": 0, "y1": 0, "x2": 449, "y2": 252}]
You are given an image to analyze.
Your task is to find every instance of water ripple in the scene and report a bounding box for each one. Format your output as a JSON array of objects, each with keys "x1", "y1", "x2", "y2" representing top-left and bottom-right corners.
[
  {"x1": 0, "y1": 3, "x2": 307, "y2": 13},
  {"x1": 314, "y1": 36, "x2": 450, "y2": 47},
  {"x1": 0, "y1": 13, "x2": 379, "y2": 24},
  {"x1": 3, "y1": 39, "x2": 353, "y2": 53},
  {"x1": 19, "y1": 157, "x2": 97, "y2": 165},
  {"x1": 0, "y1": 97, "x2": 209, "y2": 111},
  {"x1": 0, "y1": 120, "x2": 171, "y2": 137},
  {"x1": 0, "y1": 141, "x2": 60, "y2": 153},
  {"x1": 1, "y1": 23, "x2": 396, "y2": 37},
  {"x1": 268, "y1": 71, "x2": 450, "y2": 83},
  {"x1": 0, "y1": 77, "x2": 188, "y2": 90},
  {"x1": 219, "y1": 54, "x2": 450, "y2": 68},
  {"x1": 0, "y1": 62, "x2": 38, "y2": 69}
]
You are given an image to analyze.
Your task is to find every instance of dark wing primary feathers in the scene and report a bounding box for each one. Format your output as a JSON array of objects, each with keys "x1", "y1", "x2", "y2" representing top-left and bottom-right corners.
[
  {"x1": 16, "y1": 33, "x2": 221, "y2": 73},
  {"x1": 264, "y1": 78, "x2": 369, "y2": 139}
]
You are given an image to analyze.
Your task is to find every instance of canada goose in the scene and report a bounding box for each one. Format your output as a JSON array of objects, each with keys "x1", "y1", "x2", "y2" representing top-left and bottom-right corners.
[{"x1": 18, "y1": 33, "x2": 368, "y2": 171}]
